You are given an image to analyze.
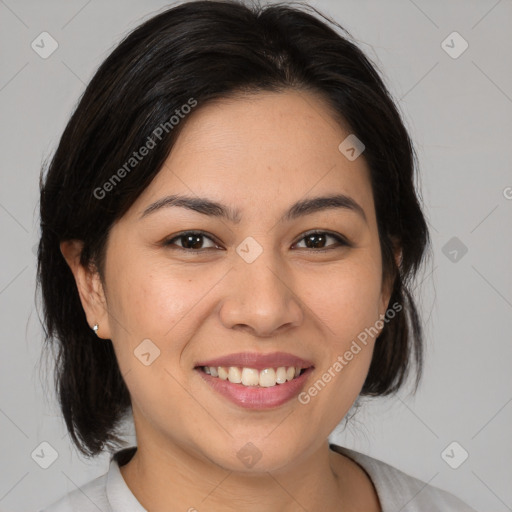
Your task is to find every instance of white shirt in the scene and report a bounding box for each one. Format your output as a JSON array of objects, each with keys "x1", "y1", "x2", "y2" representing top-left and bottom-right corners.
[{"x1": 38, "y1": 445, "x2": 478, "y2": 511}]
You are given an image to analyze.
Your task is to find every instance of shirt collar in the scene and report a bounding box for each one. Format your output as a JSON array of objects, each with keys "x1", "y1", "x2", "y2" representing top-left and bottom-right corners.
[{"x1": 106, "y1": 447, "x2": 146, "y2": 511}]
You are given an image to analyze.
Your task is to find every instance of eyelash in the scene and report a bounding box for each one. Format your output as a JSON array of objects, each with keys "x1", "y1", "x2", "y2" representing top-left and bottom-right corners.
[{"x1": 163, "y1": 230, "x2": 350, "y2": 253}]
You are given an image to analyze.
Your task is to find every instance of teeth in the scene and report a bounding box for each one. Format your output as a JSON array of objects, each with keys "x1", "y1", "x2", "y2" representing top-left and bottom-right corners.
[
  {"x1": 276, "y1": 367, "x2": 287, "y2": 384},
  {"x1": 228, "y1": 366, "x2": 242, "y2": 383},
  {"x1": 259, "y1": 368, "x2": 276, "y2": 387},
  {"x1": 241, "y1": 367, "x2": 259, "y2": 386},
  {"x1": 203, "y1": 365, "x2": 303, "y2": 387}
]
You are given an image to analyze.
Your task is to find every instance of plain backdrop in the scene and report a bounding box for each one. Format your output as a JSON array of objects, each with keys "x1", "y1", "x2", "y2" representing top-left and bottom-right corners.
[{"x1": 0, "y1": 1, "x2": 511, "y2": 511}]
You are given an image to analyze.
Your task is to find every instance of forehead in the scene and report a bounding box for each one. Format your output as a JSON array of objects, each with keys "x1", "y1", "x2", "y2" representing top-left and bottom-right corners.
[{"x1": 128, "y1": 90, "x2": 375, "y2": 224}]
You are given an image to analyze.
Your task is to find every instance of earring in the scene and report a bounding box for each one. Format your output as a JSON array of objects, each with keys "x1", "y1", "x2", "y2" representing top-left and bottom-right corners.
[{"x1": 92, "y1": 323, "x2": 99, "y2": 335}]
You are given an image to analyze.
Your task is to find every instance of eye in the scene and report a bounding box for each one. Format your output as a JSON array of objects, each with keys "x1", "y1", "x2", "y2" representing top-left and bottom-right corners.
[
  {"x1": 163, "y1": 229, "x2": 350, "y2": 253},
  {"x1": 163, "y1": 231, "x2": 220, "y2": 251},
  {"x1": 293, "y1": 230, "x2": 349, "y2": 251}
]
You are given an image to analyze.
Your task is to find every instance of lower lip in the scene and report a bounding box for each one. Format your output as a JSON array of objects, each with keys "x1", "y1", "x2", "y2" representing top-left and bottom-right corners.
[{"x1": 197, "y1": 368, "x2": 314, "y2": 409}]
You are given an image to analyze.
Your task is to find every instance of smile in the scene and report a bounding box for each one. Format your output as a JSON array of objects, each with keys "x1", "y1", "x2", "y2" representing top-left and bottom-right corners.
[
  {"x1": 200, "y1": 365, "x2": 305, "y2": 387},
  {"x1": 194, "y1": 352, "x2": 314, "y2": 409}
]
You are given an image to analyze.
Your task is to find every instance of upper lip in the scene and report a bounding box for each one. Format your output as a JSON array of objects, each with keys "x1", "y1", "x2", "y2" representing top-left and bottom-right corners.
[{"x1": 195, "y1": 352, "x2": 314, "y2": 371}]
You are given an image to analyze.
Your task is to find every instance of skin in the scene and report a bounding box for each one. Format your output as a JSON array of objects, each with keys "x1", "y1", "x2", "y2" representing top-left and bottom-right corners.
[{"x1": 61, "y1": 89, "x2": 401, "y2": 511}]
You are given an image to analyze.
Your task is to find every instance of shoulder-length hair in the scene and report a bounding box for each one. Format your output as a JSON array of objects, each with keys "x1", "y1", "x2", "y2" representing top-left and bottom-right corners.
[{"x1": 37, "y1": 0, "x2": 430, "y2": 457}]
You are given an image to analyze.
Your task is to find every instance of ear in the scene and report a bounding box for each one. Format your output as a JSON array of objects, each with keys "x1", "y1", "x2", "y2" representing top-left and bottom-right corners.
[
  {"x1": 379, "y1": 242, "x2": 403, "y2": 317},
  {"x1": 60, "y1": 240, "x2": 112, "y2": 339}
]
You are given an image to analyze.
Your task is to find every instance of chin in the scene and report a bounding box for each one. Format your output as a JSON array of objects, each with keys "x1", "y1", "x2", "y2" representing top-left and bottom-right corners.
[{"x1": 196, "y1": 435, "x2": 308, "y2": 475}]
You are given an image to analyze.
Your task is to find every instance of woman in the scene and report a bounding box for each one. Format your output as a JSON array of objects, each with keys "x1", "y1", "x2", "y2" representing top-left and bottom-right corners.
[{"x1": 36, "y1": 1, "x2": 478, "y2": 510}]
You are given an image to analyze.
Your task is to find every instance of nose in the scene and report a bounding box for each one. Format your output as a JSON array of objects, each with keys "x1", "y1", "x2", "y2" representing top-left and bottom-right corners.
[{"x1": 218, "y1": 248, "x2": 304, "y2": 338}]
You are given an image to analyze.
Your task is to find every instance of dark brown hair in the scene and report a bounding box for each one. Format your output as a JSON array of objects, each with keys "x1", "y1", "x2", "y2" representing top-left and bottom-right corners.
[{"x1": 37, "y1": 0, "x2": 430, "y2": 457}]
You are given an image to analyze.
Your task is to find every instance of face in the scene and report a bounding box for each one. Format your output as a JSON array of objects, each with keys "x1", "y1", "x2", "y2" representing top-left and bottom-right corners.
[{"x1": 73, "y1": 90, "x2": 394, "y2": 473}]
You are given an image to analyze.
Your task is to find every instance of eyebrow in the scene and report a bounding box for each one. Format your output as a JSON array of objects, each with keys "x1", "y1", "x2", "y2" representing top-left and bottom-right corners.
[{"x1": 140, "y1": 193, "x2": 367, "y2": 224}]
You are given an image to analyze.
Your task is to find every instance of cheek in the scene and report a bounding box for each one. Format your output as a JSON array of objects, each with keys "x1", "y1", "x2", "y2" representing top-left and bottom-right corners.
[
  {"x1": 298, "y1": 263, "x2": 382, "y2": 425},
  {"x1": 108, "y1": 254, "x2": 210, "y2": 342},
  {"x1": 122, "y1": 355, "x2": 210, "y2": 448},
  {"x1": 106, "y1": 261, "x2": 211, "y2": 428},
  {"x1": 304, "y1": 257, "x2": 384, "y2": 343}
]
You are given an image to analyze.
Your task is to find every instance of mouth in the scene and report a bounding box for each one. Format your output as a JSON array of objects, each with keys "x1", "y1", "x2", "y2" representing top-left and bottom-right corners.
[
  {"x1": 194, "y1": 352, "x2": 314, "y2": 409},
  {"x1": 198, "y1": 365, "x2": 306, "y2": 387}
]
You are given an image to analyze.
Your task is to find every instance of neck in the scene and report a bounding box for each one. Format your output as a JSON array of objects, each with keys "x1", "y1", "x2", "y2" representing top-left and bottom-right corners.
[{"x1": 119, "y1": 438, "x2": 379, "y2": 511}]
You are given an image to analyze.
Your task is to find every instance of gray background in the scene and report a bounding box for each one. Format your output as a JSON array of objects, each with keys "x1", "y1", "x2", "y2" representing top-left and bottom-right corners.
[{"x1": 0, "y1": 0, "x2": 511, "y2": 511}]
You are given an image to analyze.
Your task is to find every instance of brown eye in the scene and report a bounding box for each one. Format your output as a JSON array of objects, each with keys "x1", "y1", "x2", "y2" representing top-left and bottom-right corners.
[
  {"x1": 294, "y1": 231, "x2": 349, "y2": 251},
  {"x1": 164, "y1": 231, "x2": 219, "y2": 251}
]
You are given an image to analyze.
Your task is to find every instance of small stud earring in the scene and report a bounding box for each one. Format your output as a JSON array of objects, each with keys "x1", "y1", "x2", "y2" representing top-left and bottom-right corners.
[{"x1": 92, "y1": 323, "x2": 99, "y2": 335}]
